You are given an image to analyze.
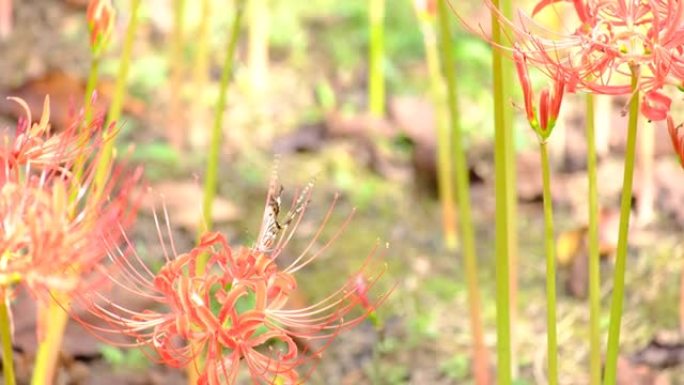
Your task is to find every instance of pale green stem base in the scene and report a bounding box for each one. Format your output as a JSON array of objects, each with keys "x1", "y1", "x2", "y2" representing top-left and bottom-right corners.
[
  {"x1": 586, "y1": 93, "x2": 602, "y2": 385},
  {"x1": 603, "y1": 68, "x2": 640, "y2": 385},
  {"x1": 31, "y1": 298, "x2": 69, "y2": 385},
  {"x1": 491, "y1": 0, "x2": 512, "y2": 383},
  {"x1": 540, "y1": 141, "x2": 558, "y2": 385},
  {"x1": 0, "y1": 294, "x2": 15, "y2": 385}
]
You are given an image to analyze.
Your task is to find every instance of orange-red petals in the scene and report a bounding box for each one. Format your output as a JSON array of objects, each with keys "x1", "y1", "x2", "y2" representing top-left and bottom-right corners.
[
  {"x1": 514, "y1": 51, "x2": 566, "y2": 138},
  {"x1": 641, "y1": 91, "x2": 672, "y2": 121},
  {"x1": 1, "y1": 96, "x2": 111, "y2": 183},
  {"x1": 514, "y1": 51, "x2": 537, "y2": 127},
  {"x1": 667, "y1": 116, "x2": 684, "y2": 167}
]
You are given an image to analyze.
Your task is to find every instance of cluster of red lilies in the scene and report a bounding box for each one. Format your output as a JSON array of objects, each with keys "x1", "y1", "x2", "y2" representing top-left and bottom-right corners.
[
  {"x1": 484, "y1": 0, "x2": 684, "y2": 164},
  {"x1": 0, "y1": 97, "x2": 139, "y2": 304},
  {"x1": 0, "y1": 97, "x2": 386, "y2": 383}
]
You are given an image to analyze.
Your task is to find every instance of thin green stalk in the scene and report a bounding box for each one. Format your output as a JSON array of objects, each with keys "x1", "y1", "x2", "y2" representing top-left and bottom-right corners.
[
  {"x1": 436, "y1": 1, "x2": 489, "y2": 384},
  {"x1": 491, "y1": 0, "x2": 512, "y2": 383},
  {"x1": 71, "y1": 55, "x2": 101, "y2": 188},
  {"x1": 540, "y1": 140, "x2": 558, "y2": 385},
  {"x1": 94, "y1": 0, "x2": 142, "y2": 194},
  {"x1": 199, "y1": 0, "x2": 246, "y2": 263},
  {"x1": 603, "y1": 67, "x2": 640, "y2": 385},
  {"x1": 82, "y1": 56, "x2": 100, "y2": 127},
  {"x1": 586, "y1": 93, "x2": 601, "y2": 385},
  {"x1": 0, "y1": 293, "x2": 15, "y2": 385},
  {"x1": 498, "y1": 0, "x2": 518, "y2": 375},
  {"x1": 417, "y1": 8, "x2": 458, "y2": 250},
  {"x1": 368, "y1": 0, "x2": 385, "y2": 117}
]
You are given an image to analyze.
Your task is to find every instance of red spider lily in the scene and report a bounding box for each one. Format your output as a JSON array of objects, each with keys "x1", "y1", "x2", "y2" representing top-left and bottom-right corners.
[
  {"x1": 0, "y1": 95, "x2": 141, "y2": 336},
  {"x1": 667, "y1": 115, "x2": 684, "y2": 167},
  {"x1": 514, "y1": 50, "x2": 566, "y2": 138},
  {"x1": 0, "y1": 96, "x2": 111, "y2": 184},
  {"x1": 470, "y1": 0, "x2": 684, "y2": 120},
  {"x1": 86, "y1": 0, "x2": 115, "y2": 56},
  {"x1": 0, "y1": 168, "x2": 140, "y2": 295},
  {"x1": 74, "y1": 183, "x2": 389, "y2": 385}
]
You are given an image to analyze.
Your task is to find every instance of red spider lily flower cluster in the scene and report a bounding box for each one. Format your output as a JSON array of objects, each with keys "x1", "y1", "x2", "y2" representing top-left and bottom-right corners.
[
  {"x1": 458, "y1": 0, "x2": 684, "y2": 168},
  {"x1": 514, "y1": 50, "x2": 566, "y2": 139},
  {"x1": 74, "y1": 180, "x2": 388, "y2": 384},
  {"x1": 476, "y1": 0, "x2": 684, "y2": 121},
  {"x1": 86, "y1": 0, "x2": 115, "y2": 56},
  {"x1": 0, "y1": 96, "x2": 139, "y2": 304}
]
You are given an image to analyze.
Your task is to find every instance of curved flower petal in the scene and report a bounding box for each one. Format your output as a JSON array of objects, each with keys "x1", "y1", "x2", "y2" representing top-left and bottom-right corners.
[{"x1": 641, "y1": 91, "x2": 672, "y2": 121}]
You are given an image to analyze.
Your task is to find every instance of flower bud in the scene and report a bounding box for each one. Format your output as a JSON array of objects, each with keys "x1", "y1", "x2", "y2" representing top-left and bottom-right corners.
[
  {"x1": 86, "y1": 0, "x2": 115, "y2": 56},
  {"x1": 667, "y1": 116, "x2": 684, "y2": 168}
]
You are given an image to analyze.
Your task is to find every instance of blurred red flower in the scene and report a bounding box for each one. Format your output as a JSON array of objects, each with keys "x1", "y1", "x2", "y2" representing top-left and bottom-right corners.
[
  {"x1": 472, "y1": 0, "x2": 684, "y2": 121},
  {"x1": 0, "y1": 95, "x2": 140, "y2": 333}
]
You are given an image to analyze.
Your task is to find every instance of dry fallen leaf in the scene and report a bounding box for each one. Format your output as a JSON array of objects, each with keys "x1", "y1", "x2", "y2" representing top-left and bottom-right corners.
[{"x1": 137, "y1": 181, "x2": 242, "y2": 231}]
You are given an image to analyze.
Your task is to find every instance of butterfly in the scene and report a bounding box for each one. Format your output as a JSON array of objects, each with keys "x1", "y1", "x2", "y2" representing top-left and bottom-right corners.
[{"x1": 254, "y1": 173, "x2": 314, "y2": 254}]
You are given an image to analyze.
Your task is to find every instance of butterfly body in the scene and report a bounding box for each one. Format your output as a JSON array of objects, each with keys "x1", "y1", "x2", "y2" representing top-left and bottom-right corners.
[{"x1": 254, "y1": 174, "x2": 314, "y2": 254}]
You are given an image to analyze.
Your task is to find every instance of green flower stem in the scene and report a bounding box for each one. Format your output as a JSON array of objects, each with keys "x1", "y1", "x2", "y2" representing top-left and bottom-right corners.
[
  {"x1": 199, "y1": 0, "x2": 246, "y2": 266},
  {"x1": 586, "y1": 93, "x2": 602, "y2": 385},
  {"x1": 94, "y1": 0, "x2": 142, "y2": 194},
  {"x1": 491, "y1": 0, "x2": 512, "y2": 382},
  {"x1": 416, "y1": 8, "x2": 458, "y2": 250},
  {"x1": 436, "y1": 1, "x2": 489, "y2": 384},
  {"x1": 368, "y1": 0, "x2": 385, "y2": 117},
  {"x1": 0, "y1": 293, "x2": 15, "y2": 385},
  {"x1": 71, "y1": 54, "x2": 101, "y2": 189},
  {"x1": 31, "y1": 296, "x2": 69, "y2": 385},
  {"x1": 499, "y1": 0, "x2": 519, "y2": 374},
  {"x1": 603, "y1": 67, "x2": 640, "y2": 385},
  {"x1": 82, "y1": 56, "x2": 100, "y2": 127},
  {"x1": 540, "y1": 140, "x2": 558, "y2": 385}
]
